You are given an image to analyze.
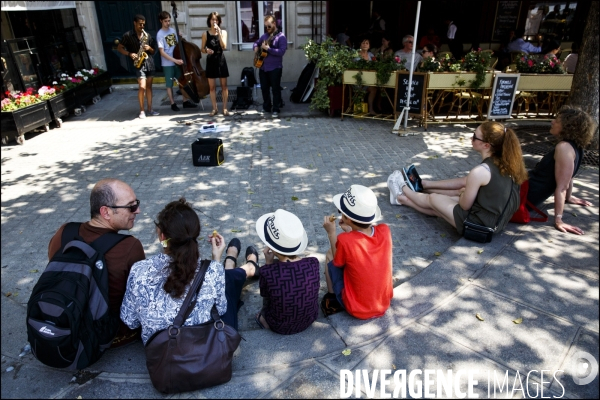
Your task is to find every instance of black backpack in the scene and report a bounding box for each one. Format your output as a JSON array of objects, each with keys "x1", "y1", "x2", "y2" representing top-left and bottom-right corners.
[
  {"x1": 240, "y1": 67, "x2": 257, "y2": 87},
  {"x1": 27, "y1": 223, "x2": 128, "y2": 370}
]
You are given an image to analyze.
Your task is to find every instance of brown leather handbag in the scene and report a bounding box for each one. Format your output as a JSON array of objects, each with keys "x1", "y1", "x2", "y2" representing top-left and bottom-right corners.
[{"x1": 144, "y1": 260, "x2": 241, "y2": 393}]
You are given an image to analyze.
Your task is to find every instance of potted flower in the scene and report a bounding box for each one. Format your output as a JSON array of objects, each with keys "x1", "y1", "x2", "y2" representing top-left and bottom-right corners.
[
  {"x1": 72, "y1": 70, "x2": 97, "y2": 106},
  {"x1": 43, "y1": 82, "x2": 71, "y2": 128},
  {"x1": 460, "y1": 49, "x2": 493, "y2": 89},
  {"x1": 1, "y1": 88, "x2": 52, "y2": 145},
  {"x1": 344, "y1": 55, "x2": 402, "y2": 88},
  {"x1": 85, "y1": 67, "x2": 112, "y2": 95},
  {"x1": 302, "y1": 38, "x2": 357, "y2": 114},
  {"x1": 515, "y1": 55, "x2": 572, "y2": 91}
]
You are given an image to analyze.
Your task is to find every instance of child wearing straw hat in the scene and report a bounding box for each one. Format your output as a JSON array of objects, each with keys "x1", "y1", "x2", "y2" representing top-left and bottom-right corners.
[
  {"x1": 321, "y1": 185, "x2": 393, "y2": 319},
  {"x1": 254, "y1": 209, "x2": 320, "y2": 334}
]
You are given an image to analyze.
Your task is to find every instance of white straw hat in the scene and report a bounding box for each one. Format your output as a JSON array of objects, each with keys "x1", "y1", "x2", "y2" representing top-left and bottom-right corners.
[
  {"x1": 255, "y1": 209, "x2": 308, "y2": 256},
  {"x1": 332, "y1": 184, "x2": 381, "y2": 224}
]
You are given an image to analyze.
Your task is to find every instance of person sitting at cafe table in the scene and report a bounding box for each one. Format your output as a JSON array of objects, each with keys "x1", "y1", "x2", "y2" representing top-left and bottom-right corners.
[
  {"x1": 506, "y1": 29, "x2": 542, "y2": 54},
  {"x1": 355, "y1": 38, "x2": 379, "y2": 116},
  {"x1": 419, "y1": 44, "x2": 437, "y2": 66},
  {"x1": 542, "y1": 39, "x2": 561, "y2": 59},
  {"x1": 394, "y1": 35, "x2": 422, "y2": 72}
]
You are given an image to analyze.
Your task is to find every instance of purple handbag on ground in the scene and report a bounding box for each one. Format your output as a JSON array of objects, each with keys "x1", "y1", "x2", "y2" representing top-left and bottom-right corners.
[{"x1": 144, "y1": 260, "x2": 241, "y2": 394}]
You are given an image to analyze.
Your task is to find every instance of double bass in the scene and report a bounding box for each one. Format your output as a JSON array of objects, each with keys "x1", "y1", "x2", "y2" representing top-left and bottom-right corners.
[{"x1": 171, "y1": 1, "x2": 209, "y2": 103}]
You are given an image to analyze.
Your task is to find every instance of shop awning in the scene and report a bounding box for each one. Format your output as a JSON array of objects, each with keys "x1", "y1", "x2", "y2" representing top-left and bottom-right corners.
[{"x1": 1, "y1": 1, "x2": 76, "y2": 11}]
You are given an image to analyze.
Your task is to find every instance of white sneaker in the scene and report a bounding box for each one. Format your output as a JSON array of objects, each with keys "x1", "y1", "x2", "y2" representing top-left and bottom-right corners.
[
  {"x1": 387, "y1": 170, "x2": 404, "y2": 205},
  {"x1": 272, "y1": 112, "x2": 279, "y2": 118},
  {"x1": 139, "y1": 111, "x2": 146, "y2": 119}
]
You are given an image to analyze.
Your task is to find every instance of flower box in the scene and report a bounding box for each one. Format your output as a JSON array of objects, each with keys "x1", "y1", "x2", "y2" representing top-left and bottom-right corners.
[
  {"x1": 427, "y1": 72, "x2": 494, "y2": 90},
  {"x1": 516, "y1": 73, "x2": 573, "y2": 91},
  {"x1": 92, "y1": 71, "x2": 112, "y2": 95},
  {"x1": 73, "y1": 79, "x2": 98, "y2": 106},
  {"x1": 1, "y1": 102, "x2": 51, "y2": 144},
  {"x1": 343, "y1": 70, "x2": 397, "y2": 88},
  {"x1": 47, "y1": 92, "x2": 70, "y2": 128}
]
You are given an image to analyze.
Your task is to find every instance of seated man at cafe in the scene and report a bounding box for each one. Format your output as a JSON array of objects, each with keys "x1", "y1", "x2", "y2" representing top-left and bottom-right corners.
[
  {"x1": 393, "y1": 35, "x2": 422, "y2": 72},
  {"x1": 506, "y1": 29, "x2": 542, "y2": 54}
]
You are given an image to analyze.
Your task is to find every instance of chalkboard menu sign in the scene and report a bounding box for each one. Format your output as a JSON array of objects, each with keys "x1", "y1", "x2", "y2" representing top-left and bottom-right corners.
[
  {"x1": 395, "y1": 72, "x2": 427, "y2": 115},
  {"x1": 492, "y1": 1, "x2": 521, "y2": 41},
  {"x1": 487, "y1": 73, "x2": 520, "y2": 119}
]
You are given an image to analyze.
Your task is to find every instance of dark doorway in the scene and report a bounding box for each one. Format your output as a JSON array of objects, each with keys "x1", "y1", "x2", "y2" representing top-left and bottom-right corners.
[{"x1": 95, "y1": 1, "x2": 162, "y2": 77}]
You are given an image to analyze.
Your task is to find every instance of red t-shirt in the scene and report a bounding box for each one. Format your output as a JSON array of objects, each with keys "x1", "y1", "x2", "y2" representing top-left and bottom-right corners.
[{"x1": 333, "y1": 223, "x2": 393, "y2": 319}]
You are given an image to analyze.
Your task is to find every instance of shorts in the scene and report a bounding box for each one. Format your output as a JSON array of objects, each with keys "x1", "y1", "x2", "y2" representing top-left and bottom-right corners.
[
  {"x1": 134, "y1": 67, "x2": 155, "y2": 80},
  {"x1": 163, "y1": 66, "x2": 181, "y2": 88},
  {"x1": 327, "y1": 261, "x2": 346, "y2": 308}
]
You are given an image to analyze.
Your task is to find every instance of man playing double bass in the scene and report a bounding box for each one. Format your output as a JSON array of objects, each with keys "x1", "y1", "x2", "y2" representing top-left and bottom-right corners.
[
  {"x1": 253, "y1": 15, "x2": 287, "y2": 119},
  {"x1": 117, "y1": 14, "x2": 159, "y2": 119}
]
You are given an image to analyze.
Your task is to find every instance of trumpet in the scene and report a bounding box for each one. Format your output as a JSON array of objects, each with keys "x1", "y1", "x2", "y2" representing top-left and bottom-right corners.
[{"x1": 134, "y1": 29, "x2": 148, "y2": 69}]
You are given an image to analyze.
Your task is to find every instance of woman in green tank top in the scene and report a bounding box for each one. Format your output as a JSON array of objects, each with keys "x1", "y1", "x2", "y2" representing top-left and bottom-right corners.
[{"x1": 392, "y1": 122, "x2": 528, "y2": 234}]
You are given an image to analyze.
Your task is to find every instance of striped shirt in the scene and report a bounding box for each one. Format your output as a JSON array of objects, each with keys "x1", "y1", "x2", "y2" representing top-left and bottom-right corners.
[{"x1": 120, "y1": 30, "x2": 156, "y2": 71}]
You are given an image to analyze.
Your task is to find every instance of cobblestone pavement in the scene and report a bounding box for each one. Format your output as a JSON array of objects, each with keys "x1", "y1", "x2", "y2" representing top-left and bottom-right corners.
[
  {"x1": 2, "y1": 86, "x2": 598, "y2": 398},
  {"x1": 0, "y1": 86, "x2": 475, "y2": 331}
]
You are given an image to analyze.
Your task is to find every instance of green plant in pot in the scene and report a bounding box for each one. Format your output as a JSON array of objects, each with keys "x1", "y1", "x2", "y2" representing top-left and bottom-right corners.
[
  {"x1": 301, "y1": 38, "x2": 357, "y2": 111},
  {"x1": 461, "y1": 49, "x2": 492, "y2": 89}
]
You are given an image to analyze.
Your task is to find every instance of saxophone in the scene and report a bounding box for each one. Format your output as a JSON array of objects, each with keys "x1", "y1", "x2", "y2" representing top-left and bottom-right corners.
[{"x1": 134, "y1": 29, "x2": 148, "y2": 69}]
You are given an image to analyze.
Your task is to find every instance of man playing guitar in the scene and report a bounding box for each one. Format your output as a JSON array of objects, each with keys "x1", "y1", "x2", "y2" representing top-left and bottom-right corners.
[{"x1": 253, "y1": 15, "x2": 287, "y2": 119}]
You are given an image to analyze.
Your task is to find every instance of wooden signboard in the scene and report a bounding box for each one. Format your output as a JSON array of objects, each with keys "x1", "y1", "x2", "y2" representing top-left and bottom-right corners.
[
  {"x1": 395, "y1": 71, "x2": 427, "y2": 116},
  {"x1": 487, "y1": 73, "x2": 520, "y2": 119},
  {"x1": 492, "y1": 1, "x2": 521, "y2": 41}
]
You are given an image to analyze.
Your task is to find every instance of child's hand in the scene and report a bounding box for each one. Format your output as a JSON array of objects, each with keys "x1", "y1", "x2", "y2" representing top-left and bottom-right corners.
[
  {"x1": 263, "y1": 246, "x2": 275, "y2": 265},
  {"x1": 323, "y1": 215, "x2": 337, "y2": 235}
]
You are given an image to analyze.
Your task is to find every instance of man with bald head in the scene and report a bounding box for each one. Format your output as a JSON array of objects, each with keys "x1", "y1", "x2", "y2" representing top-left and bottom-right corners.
[{"x1": 48, "y1": 179, "x2": 145, "y2": 347}]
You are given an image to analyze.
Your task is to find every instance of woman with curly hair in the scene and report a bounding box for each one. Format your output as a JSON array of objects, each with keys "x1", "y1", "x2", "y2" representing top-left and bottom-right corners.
[
  {"x1": 120, "y1": 198, "x2": 258, "y2": 345},
  {"x1": 527, "y1": 106, "x2": 595, "y2": 235},
  {"x1": 388, "y1": 122, "x2": 528, "y2": 235}
]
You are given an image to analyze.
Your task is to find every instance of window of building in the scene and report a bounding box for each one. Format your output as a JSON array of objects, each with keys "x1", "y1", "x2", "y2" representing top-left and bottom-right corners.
[
  {"x1": 525, "y1": 2, "x2": 578, "y2": 40},
  {"x1": 236, "y1": 1, "x2": 285, "y2": 50}
]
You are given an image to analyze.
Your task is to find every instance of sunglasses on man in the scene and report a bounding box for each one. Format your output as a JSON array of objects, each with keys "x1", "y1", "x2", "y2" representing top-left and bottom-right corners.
[{"x1": 107, "y1": 199, "x2": 140, "y2": 212}]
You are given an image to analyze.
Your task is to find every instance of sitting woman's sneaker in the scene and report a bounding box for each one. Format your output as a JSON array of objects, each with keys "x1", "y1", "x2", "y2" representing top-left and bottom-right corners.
[{"x1": 403, "y1": 164, "x2": 423, "y2": 192}]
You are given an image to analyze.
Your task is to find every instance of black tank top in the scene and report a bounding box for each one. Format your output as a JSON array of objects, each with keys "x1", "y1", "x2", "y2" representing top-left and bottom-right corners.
[{"x1": 527, "y1": 140, "x2": 583, "y2": 207}]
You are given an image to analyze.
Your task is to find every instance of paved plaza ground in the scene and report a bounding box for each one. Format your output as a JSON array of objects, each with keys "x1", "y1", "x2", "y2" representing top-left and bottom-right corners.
[{"x1": 1, "y1": 85, "x2": 598, "y2": 398}]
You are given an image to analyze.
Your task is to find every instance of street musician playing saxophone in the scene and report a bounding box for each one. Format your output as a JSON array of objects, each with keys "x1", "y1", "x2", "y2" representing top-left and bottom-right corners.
[{"x1": 118, "y1": 14, "x2": 159, "y2": 119}]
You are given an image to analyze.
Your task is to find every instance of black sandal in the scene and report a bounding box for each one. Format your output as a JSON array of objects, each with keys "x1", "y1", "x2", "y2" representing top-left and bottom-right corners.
[
  {"x1": 320, "y1": 293, "x2": 344, "y2": 317},
  {"x1": 224, "y1": 238, "x2": 241, "y2": 268},
  {"x1": 254, "y1": 312, "x2": 266, "y2": 329},
  {"x1": 245, "y1": 245, "x2": 260, "y2": 278}
]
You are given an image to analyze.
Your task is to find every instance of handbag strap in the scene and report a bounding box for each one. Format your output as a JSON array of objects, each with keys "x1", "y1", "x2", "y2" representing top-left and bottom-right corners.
[
  {"x1": 526, "y1": 200, "x2": 549, "y2": 222},
  {"x1": 172, "y1": 259, "x2": 212, "y2": 329},
  {"x1": 466, "y1": 181, "x2": 515, "y2": 230}
]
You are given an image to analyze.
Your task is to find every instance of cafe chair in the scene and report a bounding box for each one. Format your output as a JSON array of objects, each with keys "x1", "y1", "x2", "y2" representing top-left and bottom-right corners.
[
  {"x1": 446, "y1": 89, "x2": 479, "y2": 120},
  {"x1": 559, "y1": 48, "x2": 571, "y2": 62},
  {"x1": 514, "y1": 91, "x2": 539, "y2": 117}
]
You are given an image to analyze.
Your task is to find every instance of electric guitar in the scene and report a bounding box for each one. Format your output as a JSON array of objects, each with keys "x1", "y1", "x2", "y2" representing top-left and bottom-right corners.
[{"x1": 254, "y1": 31, "x2": 276, "y2": 68}]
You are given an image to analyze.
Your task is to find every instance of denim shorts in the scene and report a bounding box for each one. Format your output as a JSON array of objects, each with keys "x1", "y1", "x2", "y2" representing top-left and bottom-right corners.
[
  {"x1": 134, "y1": 67, "x2": 155, "y2": 79},
  {"x1": 327, "y1": 261, "x2": 345, "y2": 308},
  {"x1": 163, "y1": 66, "x2": 181, "y2": 88}
]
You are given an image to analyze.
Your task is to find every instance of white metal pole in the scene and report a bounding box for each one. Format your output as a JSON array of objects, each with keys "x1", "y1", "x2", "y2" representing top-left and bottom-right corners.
[{"x1": 403, "y1": 1, "x2": 422, "y2": 129}]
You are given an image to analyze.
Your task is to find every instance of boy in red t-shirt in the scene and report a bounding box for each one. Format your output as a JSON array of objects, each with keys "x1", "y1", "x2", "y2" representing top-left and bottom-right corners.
[{"x1": 321, "y1": 184, "x2": 393, "y2": 319}]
